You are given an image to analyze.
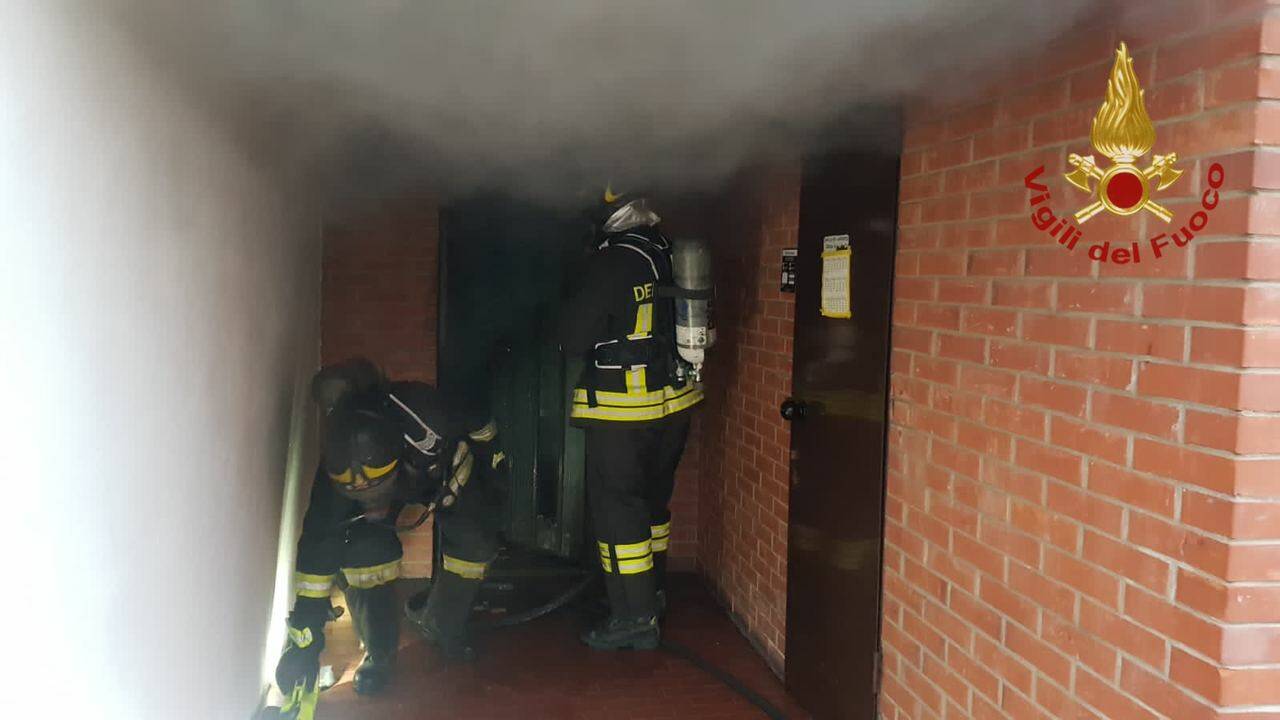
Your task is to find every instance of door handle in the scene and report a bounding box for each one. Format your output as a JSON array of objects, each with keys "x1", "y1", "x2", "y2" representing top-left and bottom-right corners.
[{"x1": 780, "y1": 398, "x2": 808, "y2": 421}]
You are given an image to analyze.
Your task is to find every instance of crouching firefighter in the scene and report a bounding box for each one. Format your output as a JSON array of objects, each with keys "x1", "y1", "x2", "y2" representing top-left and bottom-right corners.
[
  {"x1": 558, "y1": 188, "x2": 714, "y2": 650},
  {"x1": 275, "y1": 358, "x2": 507, "y2": 699}
]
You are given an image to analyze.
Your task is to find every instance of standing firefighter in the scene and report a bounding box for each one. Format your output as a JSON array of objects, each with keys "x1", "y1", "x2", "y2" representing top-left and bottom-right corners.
[
  {"x1": 559, "y1": 189, "x2": 708, "y2": 650},
  {"x1": 275, "y1": 358, "x2": 505, "y2": 699}
]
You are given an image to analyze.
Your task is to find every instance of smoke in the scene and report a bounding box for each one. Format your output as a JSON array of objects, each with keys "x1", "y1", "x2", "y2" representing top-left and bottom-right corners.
[{"x1": 105, "y1": 0, "x2": 1107, "y2": 210}]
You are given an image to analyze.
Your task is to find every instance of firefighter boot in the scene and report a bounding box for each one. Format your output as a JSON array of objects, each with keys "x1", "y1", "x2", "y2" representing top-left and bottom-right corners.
[
  {"x1": 581, "y1": 570, "x2": 659, "y2": 650},
  {"x1": 410, "y1": 570, "x2": 480, "y2": 662},
  {"x1": 653, "y1": 550, "x2": 668, "y2": 620},
  {"x1": 345, "y1": 583, "x2": 399, "y2": 696}
]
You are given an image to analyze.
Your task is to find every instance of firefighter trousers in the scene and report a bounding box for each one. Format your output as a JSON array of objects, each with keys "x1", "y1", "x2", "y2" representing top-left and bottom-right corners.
[{"x1": 584, "y1": 411, "x2": 691, "y2": 618}]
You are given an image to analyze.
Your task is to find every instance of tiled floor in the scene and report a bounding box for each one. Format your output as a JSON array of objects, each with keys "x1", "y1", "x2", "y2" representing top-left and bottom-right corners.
[{"x1": 301, "y1": 573, "x2": 810, "y2": 720}]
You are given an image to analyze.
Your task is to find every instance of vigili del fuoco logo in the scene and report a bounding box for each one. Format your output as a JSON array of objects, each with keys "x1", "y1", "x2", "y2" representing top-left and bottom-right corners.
[{"x1": 1024, "y1": 42, "x2": 1225, "y2": 264}]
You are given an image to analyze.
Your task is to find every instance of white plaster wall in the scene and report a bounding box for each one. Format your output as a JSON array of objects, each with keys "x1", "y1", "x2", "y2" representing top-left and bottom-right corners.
[{"x1": 0, "y1": 3, "x2": 320, "y2": 717}]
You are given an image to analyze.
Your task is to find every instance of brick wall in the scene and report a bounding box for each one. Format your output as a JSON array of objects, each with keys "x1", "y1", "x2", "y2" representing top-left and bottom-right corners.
[
  {"x1": 882, "y1": 2, "x2": 1280, "y2": 718},
  {"x1": 322, "y1": 196, "x2": 440, "y2": 576},
  {"x1": 696, "y1": 167, "x2": 801, "y2": 674}
]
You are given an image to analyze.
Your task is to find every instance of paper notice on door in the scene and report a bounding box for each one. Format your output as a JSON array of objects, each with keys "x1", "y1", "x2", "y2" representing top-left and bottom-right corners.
[{"x1": 820, "y1": 234, "x2": 851, "y2": 318}]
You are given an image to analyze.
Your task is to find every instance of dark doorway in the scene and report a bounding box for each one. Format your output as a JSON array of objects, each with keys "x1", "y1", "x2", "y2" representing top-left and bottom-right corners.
[
  {"x1": 437, "y1": 196, "x2": 589, "y2": 559},
  {"x1": 784, "y1": 114, "x2": 900, "y2": 719}
]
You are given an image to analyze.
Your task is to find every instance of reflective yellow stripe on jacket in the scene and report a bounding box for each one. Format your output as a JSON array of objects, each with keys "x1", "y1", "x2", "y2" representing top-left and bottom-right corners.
[
  {"x1": 342, "y1": 559, "x2": 401, "y2": 589},
  {"x1": 571, "y1": 384, "x2": 703, "y2": 422}
]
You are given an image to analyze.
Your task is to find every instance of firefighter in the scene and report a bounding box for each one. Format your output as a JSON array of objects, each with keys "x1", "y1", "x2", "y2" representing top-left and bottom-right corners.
[
  {"x1": 274, "y1": 358, "x2": 506, "y2": 698},
  {"x1": 558, "y1": 189, "x2": 703, "y2": 650}
]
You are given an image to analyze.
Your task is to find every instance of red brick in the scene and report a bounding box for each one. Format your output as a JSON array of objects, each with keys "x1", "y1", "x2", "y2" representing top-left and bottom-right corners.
[
  {"x1": 974, "y1": 634, "x2": 1035, "y2": 697},
  {"x1": 924, "y1": 139, "x2": 974, "y2": 172},
  {"x1": 970, "y1": 188, "x2": 1027, "y2": 220},
  {"x1": 916, "y1": 304, "x2": 962, "y2": 331},
  {"x1": 1031, "y1": 104, "x2": 1097, "y2": 146},
  {"x1": 948, "y1": 643, "x2": 1002, "y2": 704},
  {"x1": 899, "y1": 225, "x2": 941, "y2": 251},
  {"x1": 997, "y1": 147, "x2": 1066, "y2": 189},
  {"x1": 1090, "y1": 392, "x2": 1179, "y2": 439},
  {"x1": 1119, "y1": 659, "x2": 1216, "y2": 720},
  {"x1": 1138, "y1": 361, "x2": 1248, "y2": 411},
  {"x1": 1186, "y1": 409, "x2": 1280, "y2": 453},
  {"x1": 961, "y1": 307, "x2": 1018, "y2": 337},
  {"x1": 1171, "y1": 649, "x2": 1280, "y2": 706},
  {"x1": 918, "y1": 250, "x2": 967, "y2": 276},
  {"x1": 1055, "y1": 351, "x2": 1134, "y2": 390},
  {"x1": 982, "y1": 463, "x2": 1044, "y2": 505},
  {"x1": 1058, "y1": 282, "x2": 1138, "y2": 315},
  {"x1": 1047, "y1": 483, "x2": 1123, "y2": 537},
  {"x1": 901, "y1": 151, "x2": 924, "y2": 177},
  {"x1": 903, "y1": 662, "x2": 947, "y2": 715},
  {"x1": 958, "y1": 365, "x2": 1018, "y2": 401},
  {"x1": 1128, "y1": 512, "x2": 1231, "y2": 581},
  {"x1": 1219, "y1": 581, "x2": 1280, "y2": 624},
  {"x1": 941, "y1": 221, "x2": 998, "y2": 250},
  {"x1": 990, "y1": 341, "x2": 1050, "y2": 373},
  {"x1": 1221, "y1": 622, "x2": 1280, "y2": 665},
  {"x1": 953, "y1": 532, "x2": 1007, "y2": 583},
  {"x1": 950, "y1": 587, "x2": 1003, "y2": 642},
  {"x1": 985, "y1": 400, "x2": 1046, "y2": 440},
  {"x1": 1025, "y1": 247, "x2": 1094, "y2": 277},
  {"x1": 1132, "y1": 438, "x2": 1234, "y2": 494},
  {"x1": 1083, "y1": 529, "x2": 1172, "y2": 594},
  {"x1": 1093, "y1": 320, "x2": 1185, "y2": 361},
  {"x1": 1006, "y1": 622, "x2": 1072, "y2": 688},
  {"x1": 1191, "y1": 327, "x2": 1280, "y2": 368},
  {"x1": 1051, "y1": 419, "x2": 1127, "y2": 465},
  {"x1": 992, "y1": 280, "x2": 1053, "y2": 308},
  {"x1": 920, "y1": 195, "x2": 968, "y2": 224},
  {"x1": 1011, "y1": 499, "x2": 1080, "y2": 554},
  {"x1": 1039, "y1": 614, "x2": 1118, "y2": 679},
  {"x1": 938, "y1": 334, "x2": 986, "y2": 363},
  {"x1": 979, "y1": 577, "x2": 1039, "y2": 630},
  {"x1": 937, "y1": 278, "x2": 989, "y2": 304},
  {"x1": 1239, "y1": 372, "x2": 1280, "y2": 412},
  {"x1": 1017, "y1": 440, "x2": 1084, "y2": 484},
  {"x1": 1034, "y1": 674, "x2": 1095, "y2": 720},
  {"x1": 1008, "y1": 562, "x2": 1077, "y2": 619},
  {"x1": 1044, "y1": 547, "x2": 1121, "y2": 609},
  {"x1": 921, "y1": 655, "x2": 968, "y2": 708},
  {"x1": 1022, "y1": 314, "x2": 1090, "y2": 347},
  {"x1": 901, "y1": 172, "x2": 945, "y2": 202},
  {"x1": 1000, "y1": 688, "x2": 1045, "y2": 720},
  {"x1": 895, "y1": 327, "x2": 934, "y2": 355},
  {"x1": 1080, "y1": 599, "x2": 1168, "y2": 669},
  {"x1": 931, "y1": 440, "x2": 977, "y2": 479},
  {"x1": 924, "y1": 599, "x2": 976, "y2": 649},
  {"x1": 1183, "y1": 492, "x2": 1280, "y2": 540},
  {"x1": 1165, "y1": 21, "x2": 1262, "y2": 79},
  {"x1": 1146, "y1": 75, "x2": 1204, "y2": 119},
  {"x1": 932, "y1": 387, "x2": 984, "y2": 422},
  {"x1": 1143, "y1": 285, "x2": 1248, "y2": 324},
  {"x1": 895, "y1": 278, "x2": 937, "y2": 303},
  {"x1": 1196, "y1": 241, "x2": 1280, "y2": 280},
  {"x1": 1162, "y1": 104, "x2": 1255, "y2": 158},
  {"x1": 1021, "y1": 377, "x2": 1088, "y2": 416},
  {"x1": 967, "y1": 249, "x2": 1024, "y2": 276},
  {"x1": 1228, "y1": 543, "x2": 1280, "y2": 582},
  {"x1": 974, "y1": 123, "x2": 1031, "y2": 160},
  {"x1": 944, "y1": 161, "x2": 998, "y2": 193},
  {"x1": 1126, "y1": 588, "x2": 1222, "y2": 660},
  {"x1": 958, "y1": 422, "x2": 1014, "y2": 461},
  {"x1": 1076, "y1": 668, "x2": 1160, "y2": 720}
]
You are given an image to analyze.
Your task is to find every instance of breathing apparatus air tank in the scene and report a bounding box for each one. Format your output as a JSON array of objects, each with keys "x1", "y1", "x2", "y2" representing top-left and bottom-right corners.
[{"x1": 671, "y1": 238, "x2": 715, "y2": 382}]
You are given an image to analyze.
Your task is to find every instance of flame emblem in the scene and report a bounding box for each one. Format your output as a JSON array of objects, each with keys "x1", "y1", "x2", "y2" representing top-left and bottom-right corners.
[{"x1": 1065, "y1": 42, "x2": 1183, "y2": 223}]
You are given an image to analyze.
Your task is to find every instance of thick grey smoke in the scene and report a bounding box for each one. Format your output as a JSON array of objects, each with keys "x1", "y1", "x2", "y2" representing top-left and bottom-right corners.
[{"x1": 106, "y1": 0, "x2": 1105, "y2": 210}]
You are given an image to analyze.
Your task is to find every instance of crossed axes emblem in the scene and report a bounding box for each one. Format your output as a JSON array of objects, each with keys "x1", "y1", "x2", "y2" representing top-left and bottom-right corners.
[{"x1": 1065, "y1": 152, "x2": 1184, "y2": 224}]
